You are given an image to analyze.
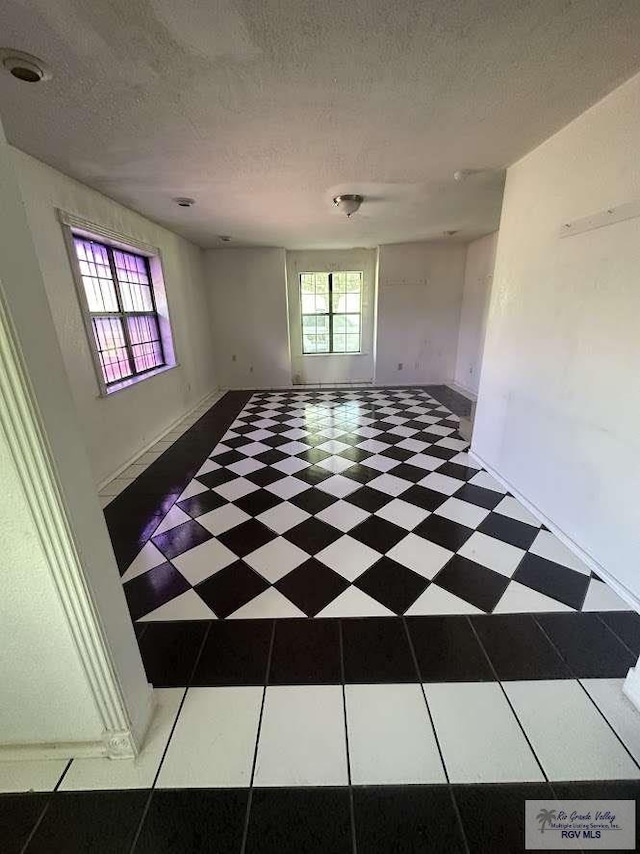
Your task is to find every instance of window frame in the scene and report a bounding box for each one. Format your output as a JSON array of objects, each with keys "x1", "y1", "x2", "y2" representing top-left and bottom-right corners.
[
  {"x1": 59, "y1": 210, "x2": 177, "y2": 397},
  {"x1": 299, "y1": 270, "x2": 363, "y2": 355}
]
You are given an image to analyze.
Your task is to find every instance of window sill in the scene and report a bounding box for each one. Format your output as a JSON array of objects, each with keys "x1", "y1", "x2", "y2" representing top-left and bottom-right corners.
[
  {"x1": 98, "y1": 363, "x2": 179, "y2": 398},
  {"x1": 302, "y1": 352, "x2": 364, "y2": 357}
]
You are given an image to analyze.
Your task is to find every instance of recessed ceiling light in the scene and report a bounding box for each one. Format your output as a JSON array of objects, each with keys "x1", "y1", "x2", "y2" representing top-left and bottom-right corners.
[
  {"x1": 444, "y1": 230, "x2": 459, "y2": 236},
  {"x1": 0, "y1": 49, "x2": 51, "y2": 83},
  {"x1": 174, "y1": 197, "x2": 195, "y2": 207},
  {"x1": 219, "y1": 236, "x2": 231, "y2": 242}
]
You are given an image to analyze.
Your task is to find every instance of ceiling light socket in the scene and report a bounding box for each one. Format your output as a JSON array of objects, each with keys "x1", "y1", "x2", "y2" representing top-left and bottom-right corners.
[
  {"x1": 219, "y1": 235, "x2": 231, "y2": 242},
  {"x1": 0, "y1": 49, "x2": 51, "y2": 83},
  {"x1": 333, "y1": 194, "x2": 364, "y2": 218},
  {"x1": 174, "y1": 197, "x2": 195, "y2": 207}
]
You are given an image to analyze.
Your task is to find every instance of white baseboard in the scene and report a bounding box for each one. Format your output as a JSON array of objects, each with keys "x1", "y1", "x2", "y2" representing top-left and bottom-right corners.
[
  {"x1": 97, "y1": 387, "x2": 222, "y2": 490},
  {"x1": 470, "y1": 449, "x2": 640, "y2": 615},
  {"x1": 0, "y1": 739, "x2": 105, "y2": 762}
]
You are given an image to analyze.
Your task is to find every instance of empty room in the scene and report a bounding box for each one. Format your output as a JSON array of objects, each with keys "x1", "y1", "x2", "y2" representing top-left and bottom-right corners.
[{"x1": 1, "y1": 1, "x2": 640, "y2": 851}]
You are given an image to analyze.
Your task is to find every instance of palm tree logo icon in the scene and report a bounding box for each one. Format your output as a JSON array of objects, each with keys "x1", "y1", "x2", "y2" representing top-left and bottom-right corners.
[{"x1": 536, "y1": 809, "x2": 557, "y2": 834}]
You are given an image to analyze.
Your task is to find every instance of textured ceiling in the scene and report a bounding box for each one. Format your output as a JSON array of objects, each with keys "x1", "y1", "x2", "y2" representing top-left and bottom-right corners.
[{"x1": 1, "y1": 0, "x2": 640, "y2": 249}]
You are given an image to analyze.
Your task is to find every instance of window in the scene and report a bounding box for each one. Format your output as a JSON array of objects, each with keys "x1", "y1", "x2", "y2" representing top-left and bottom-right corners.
[
  {"x1": 72, "y1": 237, "x2": 166, "y2": 387},
  {"x1": 300, "y1": 271, "x2": 362, "y2": 354}
]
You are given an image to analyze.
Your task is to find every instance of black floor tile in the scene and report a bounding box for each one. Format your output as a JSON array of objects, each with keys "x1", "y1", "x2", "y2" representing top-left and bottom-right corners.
[
  {"x1": 234, "y1": 488, "x2": 282, "y2": 517},
  {"x1": 244, "y1": 467, "x2": 287, "y2": 487},
  {"x1": 218, "y1": 518, "x2": 277, "y2": 557},
  {"x1": 418, "y1": 443, "x2": 456, "y2": 460},
  {"x1": 454, "y1": 783, "x2": 554, "y2": 854},
  {"x1": 246, "y1": 787, "x2": 352, "y2": 854},
  {"x1": 454, "y1": 483, "x2": 503, "y2": 510},
  {"x1": 353, "y1": 786, "x2": 466, "y2": 853},
  {"x1": 536, "y1": 612, "x2": 637, "y2": 677},
  {"x1": 298, "y1": 447, "x2": 332, "y2": 464},
  {"x1": 25, "y1": 791, "x2": 147, "y2": 854},
  {"x1": 194, "y1": 468, "x2": 236, "y2": 490},
  {"x1": 254, "y1": 448, "x2": 288, "y2": 465},
  {"x1": 195, "y1": 561, "x2": 270, "y2": 618},
  {"x1": 437, "y1": 462, "x2": 478, "y2": 481},
  {"x1": 478, "y1": 512, "x2": 539, "y2": 550},
  {"x1": 345, "y1": 486, "x2": 393, "y2": 512},
  {"x1": 138, "y1": 621, "x2": 208, "y2": 686},
  {"x1": 514, "y1": 553, "x2": 590, "y2": 610},
  {"x1": 414, "y1": 515, "x2": 474, "y2": 551},
  {"x1": 434, "y1": 555, "x2": 510, "y2": 613},
  {"x1": 343, "y1": 464, "x2": 382, "y2": 485},
  {"x1": 0, "y1": 794, "x2": 48, "y2": 854},
  {"x1": 552, "y1": 780, "x2": 640, "y2": 840},
  {"x1": 269, "y1": 619, "x2": 341, "y2": 683},
  {"x1": 342, "y1": 617, "x2": 417, "y2": 682},
  {"x1": 355, "y1": 557, "x2": 429, "y2": 615},
  {"x1": 176, "y1": 489, "x2": 227, "y2": 518},
  {"x1": 350, "y1": 516, "x2": 407, "y2": 553},
  {"x1": 151, "y1": 519, "x2": 213, "y2": 560},
  {"x1": 212, "y1": 449, "x2": 246, "y2": 467},
  {"x1": 290, "y1": 488, "x2": 338, "y2": 514},
  {"x1": 471, "y1": 614, "x2": 572, "y2": 680},
  {"x1": 191, "y1": 619, "x2": 272, "y2": 685},
  {"x1": 295, "y1": 465, "x2": 334, "y2": 486},
  {"x1": 379, "y1": 446, "x2": 415, "y2": 462},
  {"x1": 406, "y1": 615, "x2": 494, "y2": 681},
  {"x1": 124, "y1": 562, "x2": 190, "y2": 621},
  {"x1": 283, "y1": 518, "x2": 342, "y2": 554},
  {"x1": 391, "y1": 463, "x2": 431, "y2": 483},
  {"x1": 133, "y1": 789, "x2": 247, "y2": 853},
  {"x1": 275, "y1": 560, "x2": 349, "y2": 616},
  {"x1": 599, "y1": 611, "x2": 640, "y2": 655},
  {"x1": 401, "y1": 485, "x2": 449, "y2": 512}
]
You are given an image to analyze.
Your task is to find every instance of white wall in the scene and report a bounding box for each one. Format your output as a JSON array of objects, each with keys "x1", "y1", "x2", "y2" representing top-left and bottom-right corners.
[
  {"x1": 12, "y1": 149, "x2": 217, "y2": 485},
  {"x1": 286, "y1": 249, "x2": 377, "y2": 385},
  {"x1": 376, "y1": 242, "x2": 466, "y2": 385},
  {"x1": 0, "y1": 118, "x2": 151, "y2": 754},
  {"x1": 474, "y1": 71, "x2": 640, "y2": 602},
  {"x1": 454, "y1": 232, "x2": 498, "y2": 397}
]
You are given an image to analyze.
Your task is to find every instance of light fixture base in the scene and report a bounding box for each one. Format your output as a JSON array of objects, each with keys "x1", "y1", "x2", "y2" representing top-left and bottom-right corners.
[{"x1": 333, "y1": 194, "x2": 364, "y2": 218}]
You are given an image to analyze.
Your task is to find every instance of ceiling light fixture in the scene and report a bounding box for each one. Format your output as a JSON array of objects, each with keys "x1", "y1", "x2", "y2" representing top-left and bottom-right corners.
[
  {"x1": 333, "y1": 194, "x2": 363, "y2": 218},
  {"x1": 219, "y1": 236, "x2": 231, "y2": 242},
  {"x1": 0, "y1": 49, "x2": 51, "y2": 83},
  {"x1": 174, "y1": 197, "x2": 195, "y2": 207}
]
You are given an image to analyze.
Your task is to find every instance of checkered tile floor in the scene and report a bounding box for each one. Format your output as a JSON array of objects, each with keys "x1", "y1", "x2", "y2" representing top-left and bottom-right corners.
[{"x1": 121, "y1": 388, "x2": 629, "y2": 621}]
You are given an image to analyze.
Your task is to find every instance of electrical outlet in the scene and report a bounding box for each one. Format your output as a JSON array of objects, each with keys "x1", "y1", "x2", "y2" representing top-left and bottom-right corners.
[
  {"x1": 231, "y1": 354, "x2": 237, "y2": 362},
  {"x1": 249, "y1": 365, "x2": 254, "y2": 373},
  {"x1": 398, "y1": 362, "x2": 403, "y2": 370}
]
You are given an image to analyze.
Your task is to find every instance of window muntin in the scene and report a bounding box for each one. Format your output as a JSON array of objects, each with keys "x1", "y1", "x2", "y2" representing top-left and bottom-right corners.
[
  {"x1": 300, "y1": 271, "x2": 362, "y2": 354},
  {"x1": 73, "y1": 237, "x2": 165, "y2": 386}
]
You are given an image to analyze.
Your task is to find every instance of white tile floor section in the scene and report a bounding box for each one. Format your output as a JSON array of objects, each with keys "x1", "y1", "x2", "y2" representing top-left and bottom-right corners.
[
  {"x1": 97, "y1": 390, "x2": 224, "y2": 506},
  {"x1": 4, "y1": 678, "x2": 640, "y2": 793}
]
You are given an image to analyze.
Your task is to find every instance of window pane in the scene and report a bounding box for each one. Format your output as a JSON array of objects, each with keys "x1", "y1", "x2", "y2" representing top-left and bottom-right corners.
[
  {"x1": 316, "y1": 334, "x2": 330, "y2": 352},
  {"x1": 346, "y1": 315, "x2": 360, "y2": 333},
  {"x1": 300, "y1": 274, "x2": 315, "y2": 294},
  {"x1": 346, "y1": 272, "x2": 362, "y2": 292},
  {"x1": 303, "y1": 334, "x2": 317, "y2": 353},
  {"x1": 314, "y1": 274, "x2": 329, "y2": 294},
  {"x1": 301, "y1": 295, "x2": 317, "y2": 314},
  {"x1": 316, "y1": 315, "x2": 330, "y2": 335},
  {"x1": 346, "y1": 333, "x2": 360, "y2": 352},
  {"x1": 91, "y1": 317, "x2": 132, "y2": 383},
  {"x1": 332, "y1": 314, "x2": 346, "y2": 334},
  {"x1": 74, "y1": 238, "x2": 119, "y2": 312},
  {"x1": 127, "y1": 314, "x2": 164, "y2": 372},
  {"x1": 332, "y1": 293, "x2": 347, "y2": 313},
  {"x1": 314, "y1": 294, "x2": 329, "y2": 313},
  {"x1": 113, "y1": 249, "x2": 153, "y2": 312},
  {"x1": 332, "y1": 272, "x2": 347, "y2": 293},
  {"x1": 346, "y1": 293, "x2": 360, "y2": 313},
  {"x1": 302, "y1": 315, "x2": 316, "y2": 331},
  {"x1": 332, "y1": 333, "x2": 347, "y2": 353}
]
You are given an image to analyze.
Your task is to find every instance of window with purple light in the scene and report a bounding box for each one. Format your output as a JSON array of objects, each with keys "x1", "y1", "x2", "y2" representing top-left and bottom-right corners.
[{"x1": 73, "y1": 238, "x2": 166, "y2": 387}]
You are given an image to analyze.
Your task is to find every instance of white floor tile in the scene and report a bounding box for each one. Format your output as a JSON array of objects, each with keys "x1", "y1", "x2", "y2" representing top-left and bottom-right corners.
[
  {"x1": 214, "y1": 477, "x2": 259, "y2": 502},
  {"x1": 272, "y1": 456, "x2": 311, "y2": 475},
  {"x1": 345, "y1": 684, "x2": 445, "y2": 784},
  {"x1": 494, "y1": 496, "x2": 541, "y2": 527},
  {"x1": 227, "y1": 458, "x2": 265, "y2": 476},
  {"x1": 317, "y1": 535, "x2": 380, "y2": 581},
  {"x1": 315, "y1": 500, "x2": 370, "y2": 532},
  {"x1": 245, "y1": 538, "x2": 309, "y2": 583},
  {"x1": 61, "y1": 689, "x2": 183, "y2": 790},
  {"x1": 196, "y1": 458, "x2": 221, "y2": 476},
  {"x1": 387, "y1": 534, "x2": 453, "y2": 579},
  {"x1": 503, "y1": 680, "x2": 640, "y2": 781},
  {"x1": 434, "y1": 437, "x2": 468, "y2": 451},
  {"x1": 176, "y1": 480, "x2": 209, "y2": 501},
  {"x1": 468, "y1": 470, "x2": 506, "y2": 492},
  {"x1": 317, "y1": 440, "x2": 351, "y2": 454},
  {"x1": 228, "y1": 587, "x2": 306, "y2": 618},
  {"x1": 316, "y1": 455, "x2": 354, "y2": 474},
  {"x1": 265, "y1": 476, "x2": 310, "y2": 500},
  {"x1": 529, "y1": 530, "x2": 590, "y2": 575},
  {"x1": 397, "y1": 438, "x2": 431, "y2": 453},
  {"x1": 425, "y1": 682, "x2": 543, "y2": 783},
  {"x1": 581, "y1": 678, "x2": 640, "y2": 765},
  {"x1": 450, "y1": 452, "x2": 482, "y2": 470},
  {"x1": 198, "y1": 504, "x2": 251, "y2": 535},
  {"x1": 404, "y1": 453, "x2": 445, "y2": 472},
  {"x1": 153, "y1": 505, "x2": 191, "y2": 535},
  {"x1": 316, "y1": 586, "x2": 395, "y2": 617},
  {"x1": 457, "y1": 532, "x2": 525, "y2": 578},
  {"x1": 316, "y1": 474, "x2": 361, "y2": 498},
  {"x1": 419, "y1": 472, "x2": 465, "y2": 495},
  {"x1": 435, "y1": 497, "x2": 490, "y2": 528},
  {"x1": 493, "y1": 581, "x2": 574, "y2": 613},
  {"x1": 375, "y1": 499, "x2": 430, "y2": 531},
  {"x1": 253, "y1": 686, "x2": 348, "y2": 786},
  {"x1": 356, "y1": 439, "x2": 390, "y2": 454},
  {"x1": 256, "y1": 501, "x2": 310, "y2": 534},
  {"x1": 238, "y1": 442, "x2": 271, "y2": 457},
  {"x1": 0, "y1": 759, "x2": 68, "y2": 793},
  {"x1": 139, "y1": 589, "x2": 217, "y2": 621},
  {"x1": 121, "y1": 542, "x2": 167, "y2": 583},
  {"x1": 405, "y1": 585, "x2": 483, "y2": 615},
  {"x1": 157, "y1": 687, "x2": 263, "y2": 788},
  {"x1": 172, "y1": 539, "x2": 236, "y2": 585},
  {"x1": 369, "y1": 473, "x2": 411, "y2": 497},
  {"x1": 279, "y1": 441, "x2": 311, "y2": 456},
  {"x1": 582, "y1": 579, "x2": 631, "y2": 611},
  {"x1": 363, "y1": 454, "x2": 400, "y2": 473}
]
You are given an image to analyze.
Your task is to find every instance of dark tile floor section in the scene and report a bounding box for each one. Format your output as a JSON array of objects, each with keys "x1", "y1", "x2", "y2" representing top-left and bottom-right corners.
[
  {"x1": 104, "y1": 390, "x2": 252, "y2": 572},
  {"x1": 135, "y1": 612, "x2": 640, "y2": 688}
]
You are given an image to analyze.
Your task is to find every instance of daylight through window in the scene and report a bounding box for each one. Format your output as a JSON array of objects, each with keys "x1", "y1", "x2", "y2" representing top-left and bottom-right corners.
[{"x1": 300, "y1": 271, "x2": 362, "y2": 354}]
